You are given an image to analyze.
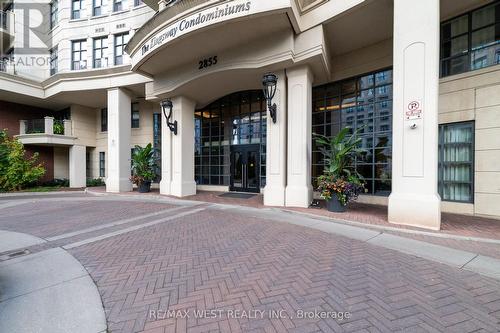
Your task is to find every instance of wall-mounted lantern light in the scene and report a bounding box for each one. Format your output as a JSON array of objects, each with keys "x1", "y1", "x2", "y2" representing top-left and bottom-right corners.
[
  {"x1": 160, "y1": 99, "x2": 177, "y2": 135},
  {"x1": 262, "y1": 73, "x2": 277, "y2": 123}
]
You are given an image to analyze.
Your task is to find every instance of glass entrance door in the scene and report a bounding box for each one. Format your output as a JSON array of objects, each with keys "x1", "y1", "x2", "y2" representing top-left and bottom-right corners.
[{"x1": 230, "y1": 145, "x2": 260, "y2": 193}]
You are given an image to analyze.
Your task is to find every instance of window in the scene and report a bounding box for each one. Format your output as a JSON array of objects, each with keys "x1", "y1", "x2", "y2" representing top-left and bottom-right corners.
[
  {"x1": 101, "y1": 108, "x2": 107, "y2": 132},
  {"x1": 50, "y1": 46, "x2": 58, "y2": 75},
  {"x1": 50, "y1": 0, "x2": 58, "y2": 28},
  {"x1": 131, "y1": 102, "x2": 140, "y2": 128},
  {"x1": 134, "y1": 0, "x2": 143, "y2": 6},
  {"x1": 93, "y1": 37, "x2": 108, "y2": 68},
  {"x1": 71, "y1": 40, "x2": 87, "y2": 70},
  {"x1": 441, "y1": 2, "x2": 500, "y2": 77},
  {"x1": 93, "y1": 0, "x2": 103, "y2": 16},
  {"x1": 113, "y1": 0, "x2": 123, "y2": 12},
  {"x1": 311, "y1": 69, "x2": 393, "y2": 195},
  {"x1": 86, "y1": 151, "x2": 91, "y2": 178},
  {"x1": 114, "y1": 32, "x2": 129, "y2": 65},
  {"x1": 72, "y1": 0, "x2": 82, "y2": 19},
  {"x1": 99, "y1": 152, "x2": 105, "y2": 177},
  {"x1": 438, "y1": 122, "x2": 474, "y2": 203}
]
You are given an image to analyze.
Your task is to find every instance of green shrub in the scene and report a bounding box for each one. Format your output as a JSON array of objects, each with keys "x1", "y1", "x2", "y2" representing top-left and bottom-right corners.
[
  {"x1": 53, "y1": 121, "x2": 64, "y2": 135},
  {"x1": 86, "y1": 178, "x2": 105, "y2": 187},
  {"x1": 0, "y1": 130, "x2": 46, "y2": 191}
]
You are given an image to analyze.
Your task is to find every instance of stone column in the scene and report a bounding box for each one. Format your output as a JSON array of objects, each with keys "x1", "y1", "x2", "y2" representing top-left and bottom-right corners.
[
  {"x1": 264, "y1": 70, "x2": 287, "y2": 207},
  {"x1": 106, "y1": 87, "x2": 132, "y2": 193},
  {"x1": 159, "y1": 103, "x2": 173, "y2": 195},
  {"x1": 69, "y1": 145, "x2": 86, "y2": 188},
  {"x1": 44, "y1": 117, "x2": 54, "y2": 135},
  {"x1": 389, "y1": 0, "x2": 441, "y2": 230},
  {"x1": 285, "y1": 66, "x2": 313, "y2": 207},
  {"x1": 168, "y1": 96, "x2": 197, "y2": 197}
]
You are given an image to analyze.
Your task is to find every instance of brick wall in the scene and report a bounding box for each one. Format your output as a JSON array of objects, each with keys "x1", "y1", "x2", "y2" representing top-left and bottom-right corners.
[{"x1": 0, "y1": 100, "x2": 56, "y2": 182}]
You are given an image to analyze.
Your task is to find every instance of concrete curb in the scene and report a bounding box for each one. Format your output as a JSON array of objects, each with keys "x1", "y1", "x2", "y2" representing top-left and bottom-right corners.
[{"x1": 0, "y1": 245, "x2": 107, "y2": 333}]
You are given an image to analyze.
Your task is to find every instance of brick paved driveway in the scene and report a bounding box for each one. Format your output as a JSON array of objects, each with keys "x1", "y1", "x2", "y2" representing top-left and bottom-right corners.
[{"x1": 1, "y1": 195, "x2": 499, "y2": 333}]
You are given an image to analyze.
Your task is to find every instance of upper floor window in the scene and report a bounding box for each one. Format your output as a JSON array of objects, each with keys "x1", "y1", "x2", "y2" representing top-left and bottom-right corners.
[
  {"x1": 93, "y1": 36, "x2": 108, "y2": 68},
  {"x1": 101, "y1": 108, "x2": 108, "y2": 132},
  {"x1": 71, "y1": 40, "x2": 87, "y2": 70},
  {"x1": 113, "y1": 0, "x2": 123, "y2": 12},
  {"x1": 72, "y1": 0, "x2": 82, "y2": 19},
  {"x1": 441, "y1": 2, "x2": 500, "y2": 77},
  {"x1": 114, "y1": 32, "x2": 129, "y2": 65},
  {"x1": 134, "y1": 0, "x2": 143, "y2": 6},
  {"x1": 131, "y1": 102, "x2": 140, "y2": 128},
  {"x1": 438, "y1": 122, "x2": 474, "y2": 203},
  {"x1": 93, "y1": 0, "x2": 103, "y2": 16},
  {"x1": 50, "y1": 46, "x2": 58, "y2": 75},
  {"x1": 50, "y1": 0, "x2": 58, "y2": 28}
]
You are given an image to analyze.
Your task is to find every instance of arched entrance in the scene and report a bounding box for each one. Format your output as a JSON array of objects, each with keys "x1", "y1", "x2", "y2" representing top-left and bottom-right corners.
[{"x1": 194, "y1": 90, "x2": 266, "y2": 193}]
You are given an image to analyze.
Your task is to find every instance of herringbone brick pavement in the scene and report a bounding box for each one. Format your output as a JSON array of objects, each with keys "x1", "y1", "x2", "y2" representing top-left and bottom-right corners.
[
  {"x1": 70, "y1": 209, "x2": 500, "y2": 333},
  {"x1": 0, "y1": 200, "x2": 175, "y2": 238}
]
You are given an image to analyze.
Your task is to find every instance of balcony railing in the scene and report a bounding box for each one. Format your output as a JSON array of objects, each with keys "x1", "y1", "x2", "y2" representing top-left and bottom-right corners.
[{"x1": 19, "y1": 117, "x2": 72, "y2": 136}]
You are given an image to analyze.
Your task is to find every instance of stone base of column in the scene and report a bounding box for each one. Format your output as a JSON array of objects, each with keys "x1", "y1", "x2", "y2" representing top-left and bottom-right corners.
[
  {"x1": 388, "y1": 193, "x2": 441, "y2": 230},
  {"x1": 106, "y1": 178, "x2": 133, "y2": 193},
  {"x1": 285, "y1": 185, "x2": 313, "y2": 208},
  {"x1": 170, "y1": 180, "x2": 196, "y2": 197},
  {"x1": 159, "y1": 178, "x2": 171, "y2": 196},
  {"x1": 263, "y1": 185, "x2": 286, "y2": 207},
  {"x1": 69, "y1": 145, "x2": 86, "y2": 188}
]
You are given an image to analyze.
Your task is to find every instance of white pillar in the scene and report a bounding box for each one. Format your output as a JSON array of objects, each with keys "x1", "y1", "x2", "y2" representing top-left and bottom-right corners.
[
  {"x1": 264, "y1": 70, "x2": 287, "y2": 206},
  {"x1": 389, "y1": 0, "x2": 441, "y2": 230},
  {"x1": 106, "y1": 88, "x2": 132, "y2": 193},
  {"x1": 285, "y1": 66, "x2": 313, "y2": 208},
  {"x1": 44, "y1": 117, "x2": 54, "y2": 135},
  {"x1": 19, "y1": 120, "x2": 26, "y2": 135},
  {"x1": 69, "y1": 145, "x2": 86, "y2": 188},
  {"x1": 159, "y1": 103, "x2": 173, "y2": 195},
  {"x1": 63, "y1": 119, "x2": 72, "y2": 136},
  {"x1": 167, "y1": 96, "x2": 197, "y2": 197}
]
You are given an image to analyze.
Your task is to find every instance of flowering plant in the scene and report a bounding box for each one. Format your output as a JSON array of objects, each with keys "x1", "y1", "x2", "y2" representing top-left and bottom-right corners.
[
  {"x1": 317, "y1": 174, "x2": 364, "y2": 206},
  {"x1": 314, "y1": 127, "x2": 366, "y2": 207}
]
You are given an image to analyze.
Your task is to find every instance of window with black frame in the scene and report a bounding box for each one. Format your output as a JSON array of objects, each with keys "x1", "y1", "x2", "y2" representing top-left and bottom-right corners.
[
  {"x1": 99, "y1": 152, "x2": 105, "y2": 177},
  {"x1": 194, "y1": 91, "x2": 267, "y2": 187},
  {"x1": 441, "y1": 1, "x2": 500, "y2": 77},
  {"x1": 312, "y1": 69, "x2": 393, "y2": 195},
  {"x1": 131, "y1": 102, "x2": 140, "y2": 128},
  {"x1": 100, "y1": 108, "x2": 107, "y2": 132},
  {"x1": 438, "y1": 122, "x2": 474, "y2": 203}
]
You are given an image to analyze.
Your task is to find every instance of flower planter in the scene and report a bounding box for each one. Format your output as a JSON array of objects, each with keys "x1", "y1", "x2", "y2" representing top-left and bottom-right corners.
[
  {"x1": 138, "y1": 181, "x2": 151, "y2": 193},
  {"x1": 325, "y1": 196, "x2": 347, "y2": 212}
]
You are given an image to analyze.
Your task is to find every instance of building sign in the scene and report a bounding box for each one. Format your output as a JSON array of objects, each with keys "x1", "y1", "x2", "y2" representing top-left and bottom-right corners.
[
  {"x1": 405, "y1": 100, "x2": 422, "y2": 120},
  {"x1": 140, "y1": 1, "x2": 252, "y2": 57},
  {"x1": 131, "y1": 0, "x2": 290, "y2": 67}
]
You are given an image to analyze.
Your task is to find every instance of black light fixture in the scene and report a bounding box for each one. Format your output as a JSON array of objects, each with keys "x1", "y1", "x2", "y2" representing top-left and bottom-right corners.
[
  {"x1": 160, "y1": 99, "x2": 178, "y2": 135},
  {"x1": 262, "y1": 73, "x2": 278, "y2": 123}
]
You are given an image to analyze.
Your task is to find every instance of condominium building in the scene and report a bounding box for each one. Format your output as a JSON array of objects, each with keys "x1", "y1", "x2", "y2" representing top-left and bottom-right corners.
[{"x1": 1, "y1": 0, "x2": 500, "y2": 229}]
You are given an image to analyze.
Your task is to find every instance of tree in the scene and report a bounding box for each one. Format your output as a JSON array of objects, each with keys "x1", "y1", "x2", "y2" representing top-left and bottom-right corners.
[{"x1": 0, "y1": 130, "x2": 46, "y2": 191}]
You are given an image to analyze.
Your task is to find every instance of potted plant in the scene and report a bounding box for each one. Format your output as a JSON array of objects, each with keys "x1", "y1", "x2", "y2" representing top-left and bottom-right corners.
[
  {"x1": 130, "y1": 143, "x2": 156, "y2": 193},
  {"x1": 314, "y1": 127, "x2": 365, "y2": 212}
]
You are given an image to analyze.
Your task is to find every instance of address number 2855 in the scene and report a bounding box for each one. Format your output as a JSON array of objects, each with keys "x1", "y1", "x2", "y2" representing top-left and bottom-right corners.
[{"x1": 199, "y1": 56, "x2": 218, "y2": 70}]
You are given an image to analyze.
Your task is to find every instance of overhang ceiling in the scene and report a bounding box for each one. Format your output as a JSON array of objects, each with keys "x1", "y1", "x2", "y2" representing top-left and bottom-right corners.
[{"x1": 137, "y1": 13, "x2": 292, "y2": 75}]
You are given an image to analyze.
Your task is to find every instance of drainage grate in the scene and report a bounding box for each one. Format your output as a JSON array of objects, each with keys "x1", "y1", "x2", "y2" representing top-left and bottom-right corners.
[{"x1": 0, "y1": 249, "x2": 30, "y2": 261}]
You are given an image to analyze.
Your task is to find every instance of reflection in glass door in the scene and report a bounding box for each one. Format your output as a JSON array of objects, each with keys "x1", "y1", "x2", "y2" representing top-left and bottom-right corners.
[{"x1": 230, "y1": 145, "x2": 260, "y2": 193}]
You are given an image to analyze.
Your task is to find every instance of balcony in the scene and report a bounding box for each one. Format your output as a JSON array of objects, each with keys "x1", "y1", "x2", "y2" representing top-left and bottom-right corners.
[{"x1": 16, "y1": 117, "x2": 77, "y2": 146}]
